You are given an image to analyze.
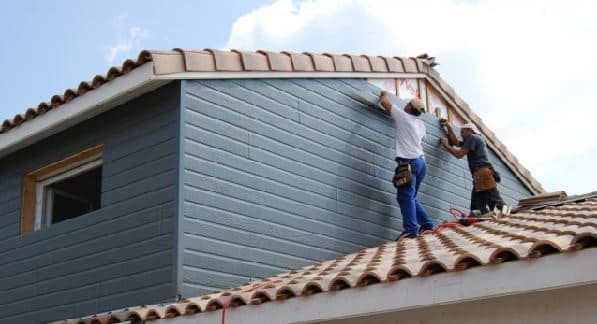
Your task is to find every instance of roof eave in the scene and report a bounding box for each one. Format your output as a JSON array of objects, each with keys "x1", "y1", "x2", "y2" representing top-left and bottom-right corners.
[
  {"x1": 0, "y1": 63, "x2": 169, "y2": 159},
  {"x1": 152, "y1": 248, "x2": 597, "y2": 324}
]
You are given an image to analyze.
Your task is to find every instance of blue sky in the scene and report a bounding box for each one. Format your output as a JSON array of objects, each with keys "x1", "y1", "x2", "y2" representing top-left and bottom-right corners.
[
  {"x1": 0, "y1": 0, "x2": 272, "y2": 114},
  {"x1": 1, "y1": 0, "x2": 596, "y2": 195}
]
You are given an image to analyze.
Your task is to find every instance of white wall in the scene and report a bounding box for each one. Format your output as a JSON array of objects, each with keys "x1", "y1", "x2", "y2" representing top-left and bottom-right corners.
[{"x1": 323, "y1": 283, "x2": 597, "y2": 324}]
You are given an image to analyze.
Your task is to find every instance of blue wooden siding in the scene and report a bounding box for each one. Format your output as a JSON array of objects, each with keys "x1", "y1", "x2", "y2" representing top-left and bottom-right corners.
[
  {"x1": 179, "y1": 78, "x2": 532, "y2": 297},
  {"x1": 0, "y1": 82, "x2": 180, "y2": 323}
]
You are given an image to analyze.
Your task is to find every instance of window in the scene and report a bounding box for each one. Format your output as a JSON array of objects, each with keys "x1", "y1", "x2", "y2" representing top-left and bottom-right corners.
[{"x1": 20, "y1": 145, "x2": 103, "y2": 234}]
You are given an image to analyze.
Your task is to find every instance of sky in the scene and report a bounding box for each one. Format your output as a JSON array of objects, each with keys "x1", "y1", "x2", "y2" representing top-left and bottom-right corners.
[{"x1": 0, "y1": 0, "x2": 596, "y2": 195}]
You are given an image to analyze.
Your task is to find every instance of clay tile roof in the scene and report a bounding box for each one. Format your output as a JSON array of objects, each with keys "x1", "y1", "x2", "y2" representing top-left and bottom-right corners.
[
  {"x1": 345, "y1": 54, "x2": 371, "y2": 72},
  {"x1": 386, "y1": 56, "x2": 405, "y2": 72},
  {"x1": 60, "y1": 192, "x2": 597, "y2": 323},
  {"x1": 305, "y1": 52, "x2": 335, "y2": 72},
  {"x1": 365, "y1": 55, "x2": 389, "y2": 72},
  {"x1": 0, "y1": 48, "x2": 543, "y2": 194},
  {"x1": 324, "y1": 53, "x2": 353, "y2": 72},
  {"x1": 259, "y1": 50, "x2": 292, "y2": 71},
  {"x1": 237, "y1": 50, "x2": 270, "y2": 71},
  {"x1": 285, "y1": 51, "x2": 315, "y2": 71},
  {"x1": 517, "y1": 191, "x2": 568, "y2": 209},
  {"x1": 401, "y1": 57, "x2": 419, "y2": 73}
]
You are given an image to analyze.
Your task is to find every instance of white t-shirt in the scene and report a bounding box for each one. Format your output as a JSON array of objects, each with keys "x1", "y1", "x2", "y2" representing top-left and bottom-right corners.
[{"x1": 391, "y1": 104, "x2": 426, "y2": 159}]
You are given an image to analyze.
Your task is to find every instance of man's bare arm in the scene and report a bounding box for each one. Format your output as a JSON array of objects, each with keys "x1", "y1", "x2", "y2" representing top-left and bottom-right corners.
[
  {"x1": 447, "y1": 147, "x2": 468, "y2": 159},
  {"x1": 380, "y1": 90, "x2": 393, "y2": 113},
  {"x1": 440, "y1": 119, "x2": 459, "y2": 145},
  {"x1": 440, "y1": 137, "x2": 468, "y2": 159}
]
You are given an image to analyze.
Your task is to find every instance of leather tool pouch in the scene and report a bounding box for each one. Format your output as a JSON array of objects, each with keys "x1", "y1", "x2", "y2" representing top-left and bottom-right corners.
[
  {"x1": 393, "y1": 162, "x2": 412, "y2": 188},
  {"x1": 473, "y1": 167, "x2": 497, "y2": 192}
]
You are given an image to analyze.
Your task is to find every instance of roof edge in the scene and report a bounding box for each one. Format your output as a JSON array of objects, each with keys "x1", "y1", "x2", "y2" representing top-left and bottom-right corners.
[
  {"x1": 148, "y1": 248, "x2": 597, "y2": 324},
  {"x1": 423, "y1": 75, "x2": 543, "y2": 194},
  {"x1": 0, "y1": 49, "x2": 543, "y2": 193},
  {"x1": 0, "y1": 63, "x2": 168, "y2": 159}
]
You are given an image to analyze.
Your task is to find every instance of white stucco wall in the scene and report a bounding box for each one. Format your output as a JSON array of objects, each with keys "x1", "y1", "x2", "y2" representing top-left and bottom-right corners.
[{"x1": 322, "y1": 283, "x2": 597, "y2": 324}]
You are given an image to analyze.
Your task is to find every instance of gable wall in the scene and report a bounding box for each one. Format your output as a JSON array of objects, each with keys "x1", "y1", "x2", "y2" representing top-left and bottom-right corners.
[
  {"x1": 0, "y1": 82, "x2": 180, "y2": 323},
  {"x1": 178, "y1": 78, "x2": 532, "y2": 297}
]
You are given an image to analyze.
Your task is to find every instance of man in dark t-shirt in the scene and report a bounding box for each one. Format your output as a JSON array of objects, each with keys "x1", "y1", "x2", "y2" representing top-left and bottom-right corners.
[
  {"x1": 460, "y1": 131, "x2": 490, "y2": 174},
  {"x1": 439, "y1": 120, "x2": 504, "y2": 214}
]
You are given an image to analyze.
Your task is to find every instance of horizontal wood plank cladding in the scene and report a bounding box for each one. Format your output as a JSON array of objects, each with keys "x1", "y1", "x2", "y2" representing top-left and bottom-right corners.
[
  {"x1": 180, "y1": 79, "x2": 532, "y2": 297},
  {"x1": 0, "y1": 82, "x2": 180, "y2": 323}
]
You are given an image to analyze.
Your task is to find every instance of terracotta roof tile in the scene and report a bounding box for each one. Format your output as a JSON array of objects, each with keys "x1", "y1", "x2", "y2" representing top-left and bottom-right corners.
[
  {"x1": 414, "y1": 58, "x2": 428, "y2": 73},
  {"x1": 386, "y1": 56, "x2": 405, "y2": 72},
  {"x1": 401, "y1": 57, "x2": 418, "y2": 73},
  {"x1": 518, "y1": 191, "x2": 568, "y2": 208},
  {"x1": 237, "y1": 50, "x2": 270, "y2": 71},
  {"x1": 207, "y1": 49, "x2": 243, "y2": 71},
  {"x1": 364, "y1": 55, "x2": 388, "y2": 72},
  {"x1": 324, "y1": 53, "x2": 353, "y2": 72},
  {"x1": 144, "y1": 50, "x2": 183, "y2": 75},
  {"x1": 0, "y1": 48, "x2": 543, "y2": 194},
  {"x1": 285, "y1": 51, "x2": 315, "y2": 71},
  {"x1": 305, "y1": 52, "x2": 335, "y2": 72},
  {"x1": 346, "y1": 54, "x2": 371, "y2": 72},
  {"x1": 174, "y1": 49, "x2": 216, "y2": 72},
  {"x1": 258, "y1": 50, "x2": 292, "y2": 71},
  {"x1": 439, "y1": 78, "x2": 456, "y2": 99},
  {"x1": 60, "y1": 194, "x2": 597, "y2": 323},
  {"x1": 428, "y1": 66, "x2": 442, "y2": 82}
]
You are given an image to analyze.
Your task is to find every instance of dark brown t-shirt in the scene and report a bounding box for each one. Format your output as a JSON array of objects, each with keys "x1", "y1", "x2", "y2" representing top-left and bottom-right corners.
[{"x1": 458, "y1": 134, "x2": 490, "y2": 173}]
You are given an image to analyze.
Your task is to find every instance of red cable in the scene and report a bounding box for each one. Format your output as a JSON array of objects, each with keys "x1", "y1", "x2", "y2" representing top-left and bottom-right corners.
[
  {"x1": 434, "y1": 222, "x2": 461, "y2": 232},
  {"x1": 449, "y1": 207, "x2": 467, "y2": 219},
  {"x1": 221, "y1": 302, "x2": 228, "y2": 324}
]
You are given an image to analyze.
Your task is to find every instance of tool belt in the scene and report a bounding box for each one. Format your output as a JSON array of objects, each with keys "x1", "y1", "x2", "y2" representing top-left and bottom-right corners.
[
  {"x1": 393, "y1": 158, "x2": 412, "y2": 188},
  {"x1": 473, "y1": 166, "x2": 497, "y2": 192}
]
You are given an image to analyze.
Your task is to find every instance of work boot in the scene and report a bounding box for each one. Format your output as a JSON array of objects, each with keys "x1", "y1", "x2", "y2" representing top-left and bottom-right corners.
[
  {"x1": 418, "y1": 227, "x2": 434, "y2": 235},
  {"x1": 396, "y1": 231, "x2": 417, "y2": 241}
]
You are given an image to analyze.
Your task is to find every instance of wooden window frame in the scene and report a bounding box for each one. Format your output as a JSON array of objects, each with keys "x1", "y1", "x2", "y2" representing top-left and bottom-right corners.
[
  {"x1": 20, "y1": 145, "x2": 103, "y2": 234},
  {"x1": 417, "y1": 79, "x2": 428, "y2": 112},
  {"x1": 426, "y1": 83, "x2": 450, "y2": 120}
]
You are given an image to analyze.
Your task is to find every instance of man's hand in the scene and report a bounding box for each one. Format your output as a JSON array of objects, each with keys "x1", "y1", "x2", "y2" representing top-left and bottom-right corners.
[
  {"x1": 439, "y1": 137, "x2": 450, "y2": 149},
  {"x1": 440, "y1": 118, "x2": 458, "y2": 145},
  {"x1": 379, "y1": 90, "x2": 392, "y2": 113}
]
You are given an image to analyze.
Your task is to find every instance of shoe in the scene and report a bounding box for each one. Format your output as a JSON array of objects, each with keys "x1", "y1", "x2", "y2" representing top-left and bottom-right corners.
[
  {"x1": 396, "y1": 231, "x2": 417, "y2": 241},
  {"x1": 419, "y1": 227, "x2": 434, "y2": 235}
]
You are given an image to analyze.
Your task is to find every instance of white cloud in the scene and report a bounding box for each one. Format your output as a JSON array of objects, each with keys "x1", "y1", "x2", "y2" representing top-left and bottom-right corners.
[
  {"x1": 104, "y1": 25, "x2": 149, "y2": 66},
  {"x1": 227, "y1": 0, "x2": 597, "y2": 194}
]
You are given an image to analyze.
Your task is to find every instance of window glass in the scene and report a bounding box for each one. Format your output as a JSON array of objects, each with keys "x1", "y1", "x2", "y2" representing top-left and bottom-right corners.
[{"x1": 44, "y1": 166, "x2": 102, "y2": 226}]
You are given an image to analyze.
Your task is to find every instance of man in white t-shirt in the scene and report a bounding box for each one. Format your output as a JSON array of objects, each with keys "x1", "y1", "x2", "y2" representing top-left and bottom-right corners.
[{"x1": 380, "y1": 90, "x2": 434, "y2": 240}]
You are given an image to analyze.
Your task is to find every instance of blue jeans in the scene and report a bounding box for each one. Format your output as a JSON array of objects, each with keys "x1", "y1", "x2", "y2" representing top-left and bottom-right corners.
[{"x1": 396, "y1": 157, "x2": 434, "y2": 235}]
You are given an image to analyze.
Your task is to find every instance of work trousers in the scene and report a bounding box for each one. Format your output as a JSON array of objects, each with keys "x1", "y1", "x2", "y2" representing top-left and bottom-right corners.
[
  {"x1": 396, "y1": 157, "x2": 434, "y2": 235},
  {"x1": 470, "y1": 188, "x2": 504, "y2": 214}
]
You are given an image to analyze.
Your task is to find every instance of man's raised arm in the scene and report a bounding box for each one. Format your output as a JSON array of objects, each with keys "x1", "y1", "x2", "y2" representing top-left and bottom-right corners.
[
  {"x1": 380, "y1": 90, "x2": 393, "y2": 114},
  {"x1": 440, "y1": 118, "x2": 459, "y2": 145}
]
